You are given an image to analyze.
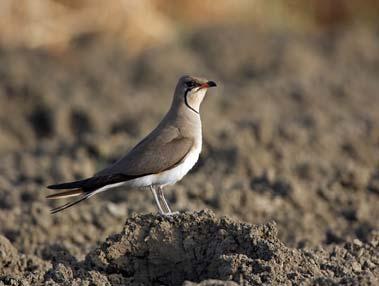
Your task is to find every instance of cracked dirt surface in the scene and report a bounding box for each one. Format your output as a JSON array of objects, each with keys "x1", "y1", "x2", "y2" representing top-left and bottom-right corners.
[{"x1": 0, "y1": 26, "x2": 379, "y2": 285}]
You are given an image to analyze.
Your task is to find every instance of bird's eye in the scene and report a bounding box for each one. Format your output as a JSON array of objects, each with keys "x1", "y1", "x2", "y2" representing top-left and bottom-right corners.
[{"x1": 185, "y1": 81, "x2": 196, "y2": 88}]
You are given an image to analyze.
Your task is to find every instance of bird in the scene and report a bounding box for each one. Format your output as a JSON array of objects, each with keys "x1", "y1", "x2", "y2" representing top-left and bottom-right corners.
[{"x1": 46, "y1": 75, "x2": 217, "y2": 215}]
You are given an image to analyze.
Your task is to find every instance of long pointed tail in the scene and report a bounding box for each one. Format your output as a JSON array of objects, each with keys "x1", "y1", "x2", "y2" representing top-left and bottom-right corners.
[
  {"x1": 49, "y1": 193, "x2": 93, "y2": 214},
  {"x1": 46, "y1": 174, "x2": 131, "y2": 214},
  {"x1": 46, "y1": 188, "x2": 94, "y2": 214}
]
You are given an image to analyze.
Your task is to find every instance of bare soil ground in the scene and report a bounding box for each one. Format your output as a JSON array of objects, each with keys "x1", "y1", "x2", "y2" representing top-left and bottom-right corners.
[{"x1": 0, "y1": 25, "x2": 379, "y2": 285}]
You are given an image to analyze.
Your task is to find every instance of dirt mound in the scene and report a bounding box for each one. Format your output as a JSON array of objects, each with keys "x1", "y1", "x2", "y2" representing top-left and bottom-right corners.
[
  {"x1": 86, "y1": 210, "x2": 283, "y2": 285},
  {"x1": 1, "y1": 210, "x2": 378, "y2": 285},
  {"x1": 84, "y1": 210, "x2": 379, "y2": 285}
]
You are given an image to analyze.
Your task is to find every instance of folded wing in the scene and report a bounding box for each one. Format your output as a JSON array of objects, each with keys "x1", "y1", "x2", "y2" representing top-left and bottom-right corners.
[{"x1": 96, "y1": 127, "x2": 194, "y2": 177}]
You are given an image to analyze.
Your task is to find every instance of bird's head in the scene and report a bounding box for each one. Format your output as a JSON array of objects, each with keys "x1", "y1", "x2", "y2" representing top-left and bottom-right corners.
[{"x1": 173, "y1": 75, "x2": 217, "y2": 114}]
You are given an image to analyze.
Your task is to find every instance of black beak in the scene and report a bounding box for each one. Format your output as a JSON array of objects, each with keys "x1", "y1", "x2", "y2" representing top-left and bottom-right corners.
[{"x1": 207, "y1": 81, "x2": 217, "y2": 87}]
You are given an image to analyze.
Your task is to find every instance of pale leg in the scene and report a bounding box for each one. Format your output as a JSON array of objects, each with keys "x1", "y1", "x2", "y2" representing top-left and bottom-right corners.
[
  {"x1": 158, "y1": 186, "x2": 178, "y2": 215},
  {"x1": 150, "y1": 186, "x2": 165, "y2": 214}
]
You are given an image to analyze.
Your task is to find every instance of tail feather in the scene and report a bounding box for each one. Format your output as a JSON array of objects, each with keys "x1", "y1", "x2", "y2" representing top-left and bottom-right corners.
[
  {"x1": 50, "y1": 194, "x2": 91, "y2": 214},
  {"x1": 46, "y1": 188, "x2": 83, "y2": 200},
  {"x1": 46, "y1": 174, "x2": 133, "y2": 214}
]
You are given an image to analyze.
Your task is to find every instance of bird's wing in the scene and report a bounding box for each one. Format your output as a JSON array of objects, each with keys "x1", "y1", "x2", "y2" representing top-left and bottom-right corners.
[
  {"x1": 96, "y1": 126, "x2": 194, "y2": 177},
  {"x1": 47, "y1": 126, "x2": 194, "y2": 194}
]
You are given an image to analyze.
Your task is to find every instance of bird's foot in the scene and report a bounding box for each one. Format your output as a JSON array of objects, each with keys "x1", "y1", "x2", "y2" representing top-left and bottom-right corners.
[{"x1": 161, "y1": 211, "x2": 179, "y2": 216}]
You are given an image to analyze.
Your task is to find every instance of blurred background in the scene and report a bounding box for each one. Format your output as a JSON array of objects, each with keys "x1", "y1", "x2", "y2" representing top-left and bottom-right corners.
[{"x1": 0, "y1": 0, "x2": 379, "y2": 260}]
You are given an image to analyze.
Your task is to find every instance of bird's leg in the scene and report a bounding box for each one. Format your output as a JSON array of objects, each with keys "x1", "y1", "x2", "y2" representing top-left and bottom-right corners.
[
  {"x1": 150, "y1": 186, "x2": 165, "y2": 215},
  {"x1": 157, "y1": 187, "x2": 171, "y2": 213},
  {"x1": 158, "y1": 186, "x2": 178, "y2": 215}
]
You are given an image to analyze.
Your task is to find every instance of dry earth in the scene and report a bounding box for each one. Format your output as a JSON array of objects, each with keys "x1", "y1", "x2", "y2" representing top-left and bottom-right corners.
[{"x1": 0, "y1": 25, "x2": 379, "y2": 285}]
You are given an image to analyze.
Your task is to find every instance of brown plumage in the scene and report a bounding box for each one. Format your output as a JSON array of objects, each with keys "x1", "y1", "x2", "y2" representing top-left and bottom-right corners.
[{"x1": 96, "y1": 129, "x2": 194, "y2": 177}]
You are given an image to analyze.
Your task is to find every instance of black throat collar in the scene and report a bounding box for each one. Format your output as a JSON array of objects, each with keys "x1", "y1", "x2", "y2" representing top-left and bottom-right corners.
[{"x1": 184, "y1": 88, "x2": 199, "y2": 114}]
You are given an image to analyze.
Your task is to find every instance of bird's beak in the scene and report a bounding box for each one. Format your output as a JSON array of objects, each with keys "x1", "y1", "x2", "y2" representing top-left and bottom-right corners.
[{"x1": 199, "y1": 81, "x2": 217, "y2": 89}]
